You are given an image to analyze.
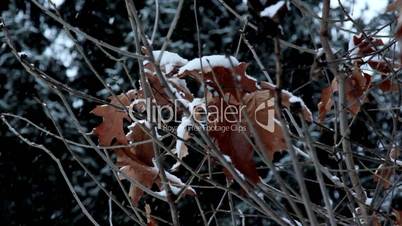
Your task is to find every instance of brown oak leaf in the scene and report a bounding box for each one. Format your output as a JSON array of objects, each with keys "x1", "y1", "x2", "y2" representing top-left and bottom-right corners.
[
  {"x1": 207, "y1": 96, "x2": 259, "y2": 183},
  {"x1": 378, "y1": 75, "x2": 402, "y2": 92},
  {"x1": 91, "y1": 90, "x2": 141, "y2": 146},
  {"x1": 243, "y1": 90, "x2": 287, "y2": 160},
  {"x1": 126, "y1": 122, "x2": 155, "y2": 166},
  {"x1": 207, "y1": 90, "x2": 287, "y2": 184},
  {"x1": 317, "y1": 79, "x2": 337, "y2": 122},
  {"x1": 145, "y1": 73, "x2": 193, "y2": 106},
  {"x1": 367, "y1": 58, "x2": 396, "y2": 74}
]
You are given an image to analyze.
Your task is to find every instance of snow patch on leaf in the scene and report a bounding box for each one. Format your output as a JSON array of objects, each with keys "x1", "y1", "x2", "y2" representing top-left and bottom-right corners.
[
  {"x1": 144, "y1": 50, "x2": 188, "y2": 74},
  {"x1": 172, "y1": 117, "x2": 191, "y2": 162},
  {"x1": 178, "y1": 55, "x2": 240, "y2": 74}
]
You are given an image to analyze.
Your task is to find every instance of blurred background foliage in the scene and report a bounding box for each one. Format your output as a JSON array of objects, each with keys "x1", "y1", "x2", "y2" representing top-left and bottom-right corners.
[{"x1": 0, "y1": 0, "x2": 400, "y2": 225}]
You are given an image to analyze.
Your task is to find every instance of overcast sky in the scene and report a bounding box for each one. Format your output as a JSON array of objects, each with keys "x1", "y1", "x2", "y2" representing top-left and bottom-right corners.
[{"x1": 330, "y1": 0, "x2": 389, "y2": 22}]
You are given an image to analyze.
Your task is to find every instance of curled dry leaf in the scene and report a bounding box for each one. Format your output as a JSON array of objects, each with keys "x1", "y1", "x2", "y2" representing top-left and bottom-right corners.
[
  {"x1": 117, "y1": 149, "x2": 196, "y2": 204},
  {"x1": 347, "y1": 33, "x2": 401, "y2": 93},
  {"x1": 364, "y1": 55, "x2": 402, "y2": 92},
  {"x1": 179, "y1": 58, "x2": 256, "y2": 98},
  {"x1": 367, "y1": 58, "x2": 395, "y2": 75},
  {"x1": 344, "y1": 68, "x2": 371, "y2": 114},
  {"x1": 117, "y1": 122, "x2": 195, "y2": 204},
  {"x1": 348, "y1": 34, "x2": 384, "y2": 59},
  {"x1": 318, "y1": 67, "x2": 371, "y2": 122},
  {"x1": 366, "y1": 58, "x2": 402, "y2": 92},
  {"x1": 387, "y1": 0, "x2": 402, "y2": 12},
  {"x1": 387, "y1": 0, "x2": 402, "y2": 65},
  {"x1": 371, "y1": 209, "x2": 402, "y2": 226},
  {"x1": 317, "y1": 79, "x2": 337, "y2": 122},
  {"x1": 378, "y1": 77, "x2": 401, "y2": 92}
]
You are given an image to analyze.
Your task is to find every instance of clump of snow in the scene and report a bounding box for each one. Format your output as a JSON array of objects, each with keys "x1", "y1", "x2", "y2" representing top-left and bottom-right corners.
[
  {"x1": 165, "y1": 78, "x2": 190, "y2": 104},
  {"x1": 18, "y1": 51, "x2": 29, "y2": 58},
  {"x1": 155, "y1": 186, "x2": 183, "y2": 197},
  {"x1": 223, "y1": 155, "x2": 232, "y2": 163},
  {"x1": 155, "y1": 185, "x2": 195, "y2": 198},
  {"x1": 281, "y1": 217, "x2": 302, "y2": 226},
  {"x1": 348, "y1": 34, "x2": 360, "y2": 57},
  {"x1": 108, "y1": 17, "x2": 115, "y2": 25},
  {"x1": 365, "y1": 197, "x2": 373, "y2": 206},
  {"x1": 260, "y1": 1, "x2": 286, "y2": 18},
  {"x1": 330, "y1": 175, "x2": 341, "y2": 184},
  {"x1": 168, "y1": 77, "x2": 189, "y2": 92},
  {"x1": 171, "y1": 99, "x2": 206, "y2": 170},
  {"x1": 221, "y1": 155, "x2": 246, "y2": 180},
  {"x1": 289, "y1": 95, "x2": 303, "y2": 104},
  {"x1": 234, "y1": 168, "x2": 245, "y2": 180},
  {"x1": 174, "y1": 116, "x2": 192, "y2": 157},
  {"x1": 145, "y1": 50, "x2": 188, "y2": 74},
  {"x1": 178, "y1": 55, "x2": 240, "y2": 74},
  {"x1": 316, "y1": 47, "x2": 338, "y2": 57},
  {"x1": 316, "y1": 48, "x2": 325, "y2": 57},
  {"x1": 188, "y1": 98, "x2": 205, "y2": 113}
]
